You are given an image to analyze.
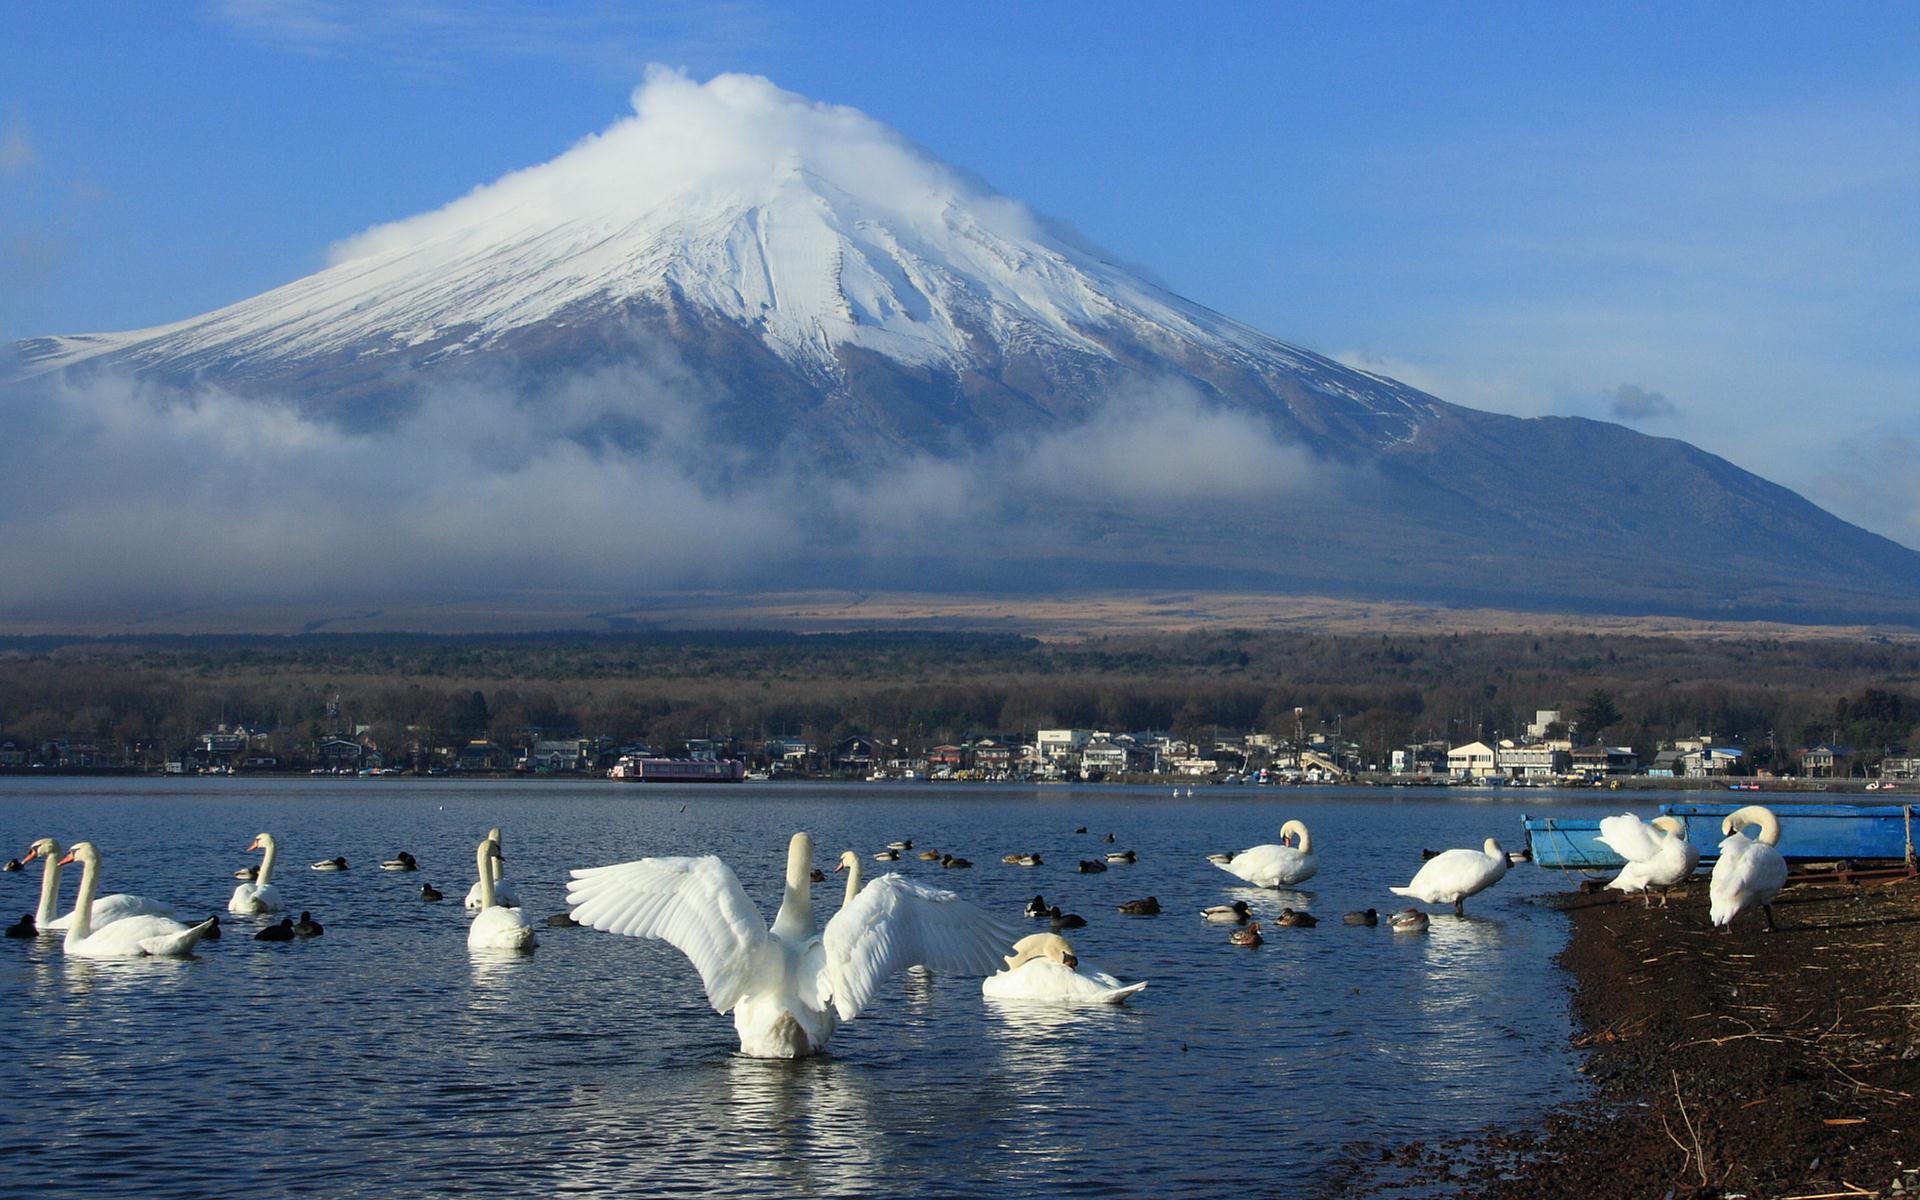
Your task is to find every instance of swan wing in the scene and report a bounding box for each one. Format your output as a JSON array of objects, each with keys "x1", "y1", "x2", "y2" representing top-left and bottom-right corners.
[
  {"x1": 567, "y1": 856, "x2": 767, "y2": 1012},
  {"x1": 821, "y1": 873, "x2": 1018, "y2": 1021},
  {"x1": 1595, "y1": 814, "x2": 1664, "y2": 864},
  {"x1": 1214, "y1": 843, "x2": 1311, "y2": 886}
]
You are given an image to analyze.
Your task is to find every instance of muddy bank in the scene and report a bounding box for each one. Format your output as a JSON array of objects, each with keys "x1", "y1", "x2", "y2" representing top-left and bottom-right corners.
[{"x1": 1334, "y1": 878, "x2": 1920, "y2": 1198}]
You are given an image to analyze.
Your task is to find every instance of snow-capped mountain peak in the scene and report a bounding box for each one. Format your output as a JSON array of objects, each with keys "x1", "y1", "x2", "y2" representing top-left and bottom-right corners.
[{"x1": 19, "y1": 70, "x2": 1330, "y2": 390}]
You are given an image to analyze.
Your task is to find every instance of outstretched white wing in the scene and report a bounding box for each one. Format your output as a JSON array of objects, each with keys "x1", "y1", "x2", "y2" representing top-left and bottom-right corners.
[
  {"x1": 568, "y1": 856, "x2": 768, "y2": 1013},
  {"x1": 820, "y1": 873, "x2": 1018, "y2": 1021},
  {"x1": 1595, "y1": 813, "x2": 1663, "y2": 863}
]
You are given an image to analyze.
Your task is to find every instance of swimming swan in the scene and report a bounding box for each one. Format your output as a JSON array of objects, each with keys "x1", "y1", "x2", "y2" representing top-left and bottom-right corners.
[
  {"x1": 1709, "y1": 805, "x2": 1788, "y2": 931},
  {"x1": 567, "y1": 831, "x2": 1016, "y2": 1058},
  {"x1": 981, "y1": 932, "x2": 1147, "y2": 1005},
  {"x1": 24, "y1": 837, "x2": 177, "y2": 932},
  {"x1": 229, "y1": 832, "x2": 286, "y2": 914},
  {"x1": 1210, "y1": 820, "x2": 1318, "y2": 888},
  {"x1": 1598, "y1": 814, "x2": 1700, "y2": 905},
  {"x1": 464, "y1": 827, "x2": 522, "y2": 910},
  {"x1": 468, "y1": 836, "x2": 536, "y2": 951},
  {"x1": 58, "y1": 843, "x2": 214, "y2": 958},
  {"x1": 1389, "y1": 838, "x2": 1510, "y2": 915}
]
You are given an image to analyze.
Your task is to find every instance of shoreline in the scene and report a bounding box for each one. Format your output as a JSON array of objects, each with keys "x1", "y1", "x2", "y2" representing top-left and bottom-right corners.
[{"x1": 1337, "y1": 878, "x2": 1920, "y2": 1198}]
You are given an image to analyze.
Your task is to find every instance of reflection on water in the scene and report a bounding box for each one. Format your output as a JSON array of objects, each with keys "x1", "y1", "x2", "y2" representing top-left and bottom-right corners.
[{"x1": 0, "y1": 777, "x2": 1628, "y2": 1198}]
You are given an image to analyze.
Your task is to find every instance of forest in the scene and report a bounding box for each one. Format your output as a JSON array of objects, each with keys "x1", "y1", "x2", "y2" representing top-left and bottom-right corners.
[{"x1": 1, "y1": 628, "x2": 1916, "y2": 771}]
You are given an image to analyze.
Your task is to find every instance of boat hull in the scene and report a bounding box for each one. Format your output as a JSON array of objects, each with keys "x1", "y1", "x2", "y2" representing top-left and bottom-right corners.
[{"x1": 1525, "y1": 802, "x2": 1916, "y2": 869}]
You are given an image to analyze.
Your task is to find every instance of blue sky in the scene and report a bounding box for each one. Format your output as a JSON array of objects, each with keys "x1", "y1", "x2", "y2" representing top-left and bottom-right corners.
[{"x1": 3, "y1": 2, "x2": 1917, "y2": 547}]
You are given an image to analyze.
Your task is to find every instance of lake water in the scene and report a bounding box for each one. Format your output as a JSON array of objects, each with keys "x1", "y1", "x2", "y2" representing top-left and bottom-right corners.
[{"x1": 1, "y1": 777, "x2": 1637, "y2": 1197}]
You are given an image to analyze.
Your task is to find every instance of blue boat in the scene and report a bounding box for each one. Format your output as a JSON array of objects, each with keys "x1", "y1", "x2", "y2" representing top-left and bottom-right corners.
[{"x1": 1524, "y1": 802, "x2": 1917, "y2": 870}]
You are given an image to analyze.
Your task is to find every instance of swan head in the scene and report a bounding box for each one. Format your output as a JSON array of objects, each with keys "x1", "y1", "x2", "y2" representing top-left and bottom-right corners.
[
  {"x1": 23, "y1": 836, "x2": 60, "y2": 864},
  {"x1": 248, "y1": 832, "x2": 275, "y2": 853},
  {"x1": 1652, "y1": 816, "x2": 1688, "y2": 839},
  {"x1": 58, "y1": 841, "x2": 99, "y2": 868},
  {"x1": 1004, "y1": 932, "x2": 1077, "y2": 971},
  {"x1": 833, "y1": 849, "x2": 858, "y2": 873},
  {"x1": 1482, "y1": 837, "x2": 1505, "y2": 858}
]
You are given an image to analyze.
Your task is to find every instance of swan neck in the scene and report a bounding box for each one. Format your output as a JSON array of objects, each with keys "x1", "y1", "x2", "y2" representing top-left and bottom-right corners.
[
  {"x1": 35, "y1": 847, "x2": 63, "y2": 927},
  {"x1": 69, "y1": 852, "x2": 99, "y2": 941},
  {"x1": 841, "y1": 857, "x2": 863, "y2": 908},
  {"x1": 1753, "y1": 808, "x2": 1781, "y2": 846},
  {"x1": 1288, "y1": 822, "x2": 1312, "y2": 854},
  {"x1": 475, "y1": 840, "x2": 497, "y2": 909},
  {"x1": 772, "y1": 834, "x2": 814, "y2": 939},
  {"x1": 257, "y1": 836, "x2": 278, "y2": 886}
]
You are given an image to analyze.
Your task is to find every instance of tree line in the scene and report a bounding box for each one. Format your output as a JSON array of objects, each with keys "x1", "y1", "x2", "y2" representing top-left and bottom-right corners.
[{"x1": 0, "y1": 628, "x2": 1916, "y2": 769}]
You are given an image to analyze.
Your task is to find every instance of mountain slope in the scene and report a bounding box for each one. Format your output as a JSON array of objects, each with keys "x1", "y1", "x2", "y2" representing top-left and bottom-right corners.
[{"x1": 6, "y1": 70, "x2": 1917, "y2": 626}]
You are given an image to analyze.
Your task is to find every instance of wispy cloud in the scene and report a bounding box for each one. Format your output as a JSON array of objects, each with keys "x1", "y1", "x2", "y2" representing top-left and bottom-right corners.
[
  {"x1": 206, "y1": 0, "x2": 782, "y2": 76},
  {"x1": 1607, "y1": 384, "x2": 1676, "y2": 422},
  {"x1": 0, "y1": 361, "x2": 1334, "y2": 618}
]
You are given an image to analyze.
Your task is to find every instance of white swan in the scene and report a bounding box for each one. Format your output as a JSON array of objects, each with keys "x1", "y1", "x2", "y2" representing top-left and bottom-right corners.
[
  {"x1": 468, "y1": 836, "x2": 536, "y2": 951},
  {"x1": 59, "y1": 842, "x2": 214, "y2": 958},
  {"x1": 982, "y1": 932, "x2": 1147, "y2": 1005},
  {"x1": 1597, "y1": 814, "x2": 1700, "y2": 905},
  {"x1": 568, "y1": 831, "x2": 1016, "y2": 1058},
  {"x1": 23, "y1": 837, "x2": 177, "y2": 932},
  {"x1": 1710, "y1": 805, "x2": 1788, "y2": 931},
  {"x1": 1210, "y1": 819, "x2": 1318, "y2": 888},
  {"x1": 464, "y1": 827, "x2": 522, "y2": 910},
  {"x1": 1390, "y1": 838, "x2": 1510, "y2": 914},
  {"x1": 229, "y1": 832, "x2": 286, "y2": 914}
]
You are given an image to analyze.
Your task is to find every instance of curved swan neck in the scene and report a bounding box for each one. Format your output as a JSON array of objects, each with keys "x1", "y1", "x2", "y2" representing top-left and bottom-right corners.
[
  {"x1": 34, "y1": 842, "x2": 64, "y2": 926},
  {"x1": 840, "y1": 855, "x2": 863, "y2": 908},
  {"x1": 475, "y1": 839, "x2": 498, "y2": 909},
  {"x1": 67, "y1": 846, "x2": 100, "y2": 941},
  {"x1": 1729, "y1": 805, "x2": 1781, "y2": 846},
  {"x1": 1281, "y1": 820, "x2": 1312, "y2": 854},
  {"x1": 256, "y1": 834, "x2": 279, "y2": 886},
  {"x1": 771, "y1": 832, "x2": 814, "y2": 940}
]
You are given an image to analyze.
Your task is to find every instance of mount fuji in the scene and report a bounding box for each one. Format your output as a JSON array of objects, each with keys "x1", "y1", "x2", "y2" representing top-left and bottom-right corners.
[{"x1": 7, "y1": 70, "x2": 1919, "y2": 626}]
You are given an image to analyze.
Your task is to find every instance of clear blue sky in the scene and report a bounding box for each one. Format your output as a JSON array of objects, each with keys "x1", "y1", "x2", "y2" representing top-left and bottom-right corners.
[{"x1": 4, "y1": 2, "x2": 1917, "y2": 545}]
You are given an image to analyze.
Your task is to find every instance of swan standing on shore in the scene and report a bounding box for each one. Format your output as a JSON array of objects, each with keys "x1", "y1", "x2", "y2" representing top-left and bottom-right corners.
[
  {"x1": 1597, "y1": 814, "x2": 1700, "y2": 905},
  {"x1": 59, "y1": 843, "x2": 214, "y2": 958},
  {"x1": 1390, "y1": 838, "x2": 1510, "y2": 915},
  {"x1": 230, "y1": 833, "x2": 285, "y2": 914},
  {"x1": 23, "y1": 837, "x2": 176, "y2": 932},
  {"x1": 1210, "y1": 820, "x2": 1318, "y2": 888},
  {"x1": 982, "y1": 932, "x2": 1147, "y2": 1005},
  {"x1": 1710, "y1": 805, "x2": 1788, "y2": 931},
  {"x1": 468, "y1": 836, "x2": 536, "y2": 951},
  {"x1": 568, "y1": 832, "x2": 1015, "y2": 1058},
  {"x1": 464, "y1": 827, "x2": 522, "y2": 910}
]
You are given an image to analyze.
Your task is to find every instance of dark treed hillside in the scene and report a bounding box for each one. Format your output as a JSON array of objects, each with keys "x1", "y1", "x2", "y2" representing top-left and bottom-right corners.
[{"x1": 2, "y1": 630, "x2": 1917, "y2": 772}]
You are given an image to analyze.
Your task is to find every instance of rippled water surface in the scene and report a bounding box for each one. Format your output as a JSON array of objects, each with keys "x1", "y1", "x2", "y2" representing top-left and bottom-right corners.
[{"x1": 1, "y1": 778, "x2": 1637, "y2": 1197}]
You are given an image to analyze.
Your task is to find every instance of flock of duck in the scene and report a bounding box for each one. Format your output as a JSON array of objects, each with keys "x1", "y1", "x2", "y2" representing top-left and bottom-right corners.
[{"x1": 3, "y1": 802, "x2": 1790, "y2": 1058}]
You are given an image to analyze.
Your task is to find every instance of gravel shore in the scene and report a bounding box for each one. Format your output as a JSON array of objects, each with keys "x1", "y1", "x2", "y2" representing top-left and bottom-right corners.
[{"x1": 1335, "y1": 877, "x2": 1920, "y2": 1198}]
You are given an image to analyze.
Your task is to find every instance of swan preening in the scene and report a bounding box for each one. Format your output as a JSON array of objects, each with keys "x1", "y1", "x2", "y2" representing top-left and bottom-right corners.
[
  {"x1": 229, "y1": 833, "x2": 286, "y2": 914},
  {"x1": 1389, "y1": 838, "x2": 1510, "y2": 914},
  {"x1": 468, "y1": 836, "x2": 536, "y2": 951},
  {"x1": 57, "y1": 842, "x2": 213, "y2": 958},
  {"x1": 1598, "y1": 814, "x2": 1700, "y2": 905},
  {"x1": 1710, "y1": 805, "x2": 1788, "y2": 931},
  {"x1": 24, "y1": 836, "x2": 177, "y2": 932},
  {"x1": 567, "y1": 832, "x2": 1017, "y2": 1058},
  {"x1": 981, "y1": 933, "x2": 1147, "y2": 1005},
  {"x1": 464, "y1": 827, "x2": 522, "y2": 910},
  {"x1": 1210, "y1": 820, "x2": 1317, "y2": 888}
]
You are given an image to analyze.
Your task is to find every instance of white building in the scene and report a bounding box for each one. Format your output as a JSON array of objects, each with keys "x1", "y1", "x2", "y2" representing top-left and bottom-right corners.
[{"x1": 1447, "y1": 741, "x2": 1498, "y2": 779}]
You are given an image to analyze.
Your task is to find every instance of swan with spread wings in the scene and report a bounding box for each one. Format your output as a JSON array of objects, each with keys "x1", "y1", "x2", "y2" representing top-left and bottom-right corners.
[{"x1": 567, "y1": 831, "x2": 1018, "y2": 1058}]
